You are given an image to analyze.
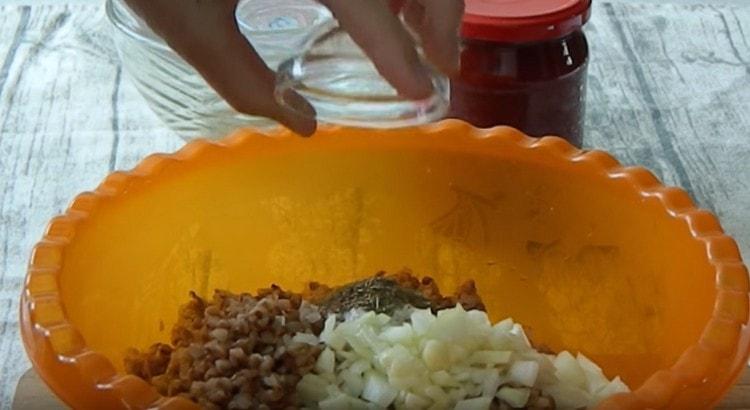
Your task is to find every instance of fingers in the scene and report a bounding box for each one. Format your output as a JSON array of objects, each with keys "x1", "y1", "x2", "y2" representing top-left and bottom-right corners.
[
  {"x1": 320, "y1": 0, "x2": 433, "y2": 100},
  {"x1": 122, "y1": 0, "x2": 463, "y2": 130},
  {"x1": 122, "y1": 0, "x2": 316, "y2": 136},
  {"x1": 405, "y1": 0, "x2": 464, "y2": 75},
  {"x1": 275, "y1": 89, "x2": 318, "y2": 136}
]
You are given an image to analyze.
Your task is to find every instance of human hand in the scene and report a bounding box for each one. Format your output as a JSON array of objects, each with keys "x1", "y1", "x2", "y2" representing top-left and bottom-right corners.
[{"x1": 123, "y1": 0, "x2": 464, "y2": 136}]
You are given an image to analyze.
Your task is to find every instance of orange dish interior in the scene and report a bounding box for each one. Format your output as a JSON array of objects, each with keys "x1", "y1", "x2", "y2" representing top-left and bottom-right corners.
[{"x1": 21, "y1": 121, "x2": 749, "y2": 409}]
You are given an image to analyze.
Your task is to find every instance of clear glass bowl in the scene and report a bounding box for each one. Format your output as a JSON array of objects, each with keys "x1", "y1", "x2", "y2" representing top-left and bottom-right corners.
[
  {"x1": 105, "y1": 0, "x2": 332, "y2": 140},
  {"x1": 275, "y1": 24, "x2": 450, "y2": 128}
]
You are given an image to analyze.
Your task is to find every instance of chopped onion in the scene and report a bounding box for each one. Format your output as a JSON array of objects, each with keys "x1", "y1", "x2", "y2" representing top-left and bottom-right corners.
[
  {"x1": 292, "y1": 332, "x2": 320, "y2": 346},
  {"x1": 593, "y1": 376, "x2": 630, "y2": 404},
  {"x1": 297, "y1": 305, "x2": 630, "y2": 409},
  {"x1": 449, "y1": 386, "x2": 470, "y2": 402},
  {"x1": 318, "y1": 394, "x2": 349, "y2": 410},
  {"x1": 424, "y1": 385, "x2": 450, "y2": 405},
  {"x1": 467, "y1": 309, "x2": 492, "y2": 328},
  {"x1": 422, "y1": 340, "x2": 451, "y2": 370},
  {"x1": 430, "y1": 370, "x2": 458, "y2": 387},
  {"x1": 508, "y1": 360, "x2": 540, "y2": 387},
  {"x1": 315, "y1": 348, "x2": 336, "y2": 375},
  {"x1": 481, "y1": 370, "x2": 502, "y2": 397},
  {"x1": 547, "y1": 384, "x2": 592, "y2": 409},
  {"x1": 468, "y1": 350, "x2": 513, "y2": 366},
  {"x1": 338, "y1": 370, "x2": 364, "y2": 397},
  {"x1": 361, "y1": 372, "x2": 398, "y2": 407},
  {"x1": 431, "y1": 307, "x2": 472, "y2": 343},
  {"x1": 404, "y1": 392, "x2": 431, "y2": 409},
  {"x1": 554, "y1": 351, "x2": 587, "y2": 390},
  {"x1": 455, "y1": 396, "x2": 493, "y2": 410},
  {"x1": 298, "y1": 373, "x2": 329, "y2": 402},
  {"x1": 494, "y1": 318, "x2": 514, "y2": 333},
  {"x1": 380, "y1": 323, "x2": 415, "y2": 344},
  {"x1": 387, "y1": 355, "x2": 426, "y2": 390},
  {"x1": 510, "y1": 323, "x2": 532, "y2": 347},
  {"x1": 577, "y1": 353, "x2": 609, "y2": 393},
  {"x1": 348, "y1": 359, "x2": 371, "y2": 375},
  {"x1": 497, "y1": 386, "x2": 531, "y2": 408},
  {"x1": 410, "y1": 309, "x2": 435, "y2": 335}
]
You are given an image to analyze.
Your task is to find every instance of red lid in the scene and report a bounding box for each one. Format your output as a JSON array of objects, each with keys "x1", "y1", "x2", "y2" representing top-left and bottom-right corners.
[{"x1": 462, "y1": 0, "x2": 592, "y2": 43}]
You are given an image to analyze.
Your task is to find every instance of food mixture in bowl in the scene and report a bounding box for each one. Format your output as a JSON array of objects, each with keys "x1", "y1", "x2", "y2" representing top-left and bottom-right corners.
[{"x1": 126, "y1": 271, "x2": 629, "y2": 409}]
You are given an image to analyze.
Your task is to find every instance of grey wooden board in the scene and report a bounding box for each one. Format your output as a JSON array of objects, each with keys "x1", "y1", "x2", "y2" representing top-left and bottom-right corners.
[
  {"x1": 0, "y1": 1, "x2": 748, "y2": 409},
  {"x1": 12, "y1": 370, "x2": 65, "y2": 410}
]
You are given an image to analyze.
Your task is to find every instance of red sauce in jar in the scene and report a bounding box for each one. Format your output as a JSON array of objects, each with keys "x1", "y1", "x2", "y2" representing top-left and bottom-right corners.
[{"x1": 450, "y1": 0, "x2": 592, "y2": 147}]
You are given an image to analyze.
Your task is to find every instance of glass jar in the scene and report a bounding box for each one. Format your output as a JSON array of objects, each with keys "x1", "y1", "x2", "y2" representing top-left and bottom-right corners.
[{"x1": 450, "y1": 0, "x2": 592, "y2": 147}]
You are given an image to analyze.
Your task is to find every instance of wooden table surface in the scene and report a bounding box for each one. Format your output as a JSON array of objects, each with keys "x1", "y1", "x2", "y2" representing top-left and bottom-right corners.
[{"x1": 0, "y1": 0, "x2": 749, "y2": 409}]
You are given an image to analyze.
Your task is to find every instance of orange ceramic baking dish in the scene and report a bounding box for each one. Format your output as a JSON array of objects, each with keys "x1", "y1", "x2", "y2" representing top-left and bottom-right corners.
[{"x1": 20, "y1": 121, "x2": 749, "y2": 409}]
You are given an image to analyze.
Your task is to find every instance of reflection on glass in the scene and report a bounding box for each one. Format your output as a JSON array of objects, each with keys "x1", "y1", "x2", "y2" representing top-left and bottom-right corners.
[{"x1": 275, "y1": 22, "x2": 450, "y2": 128}]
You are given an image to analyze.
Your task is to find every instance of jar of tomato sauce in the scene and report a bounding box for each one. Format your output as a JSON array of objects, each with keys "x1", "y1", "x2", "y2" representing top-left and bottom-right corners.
[{"x1": 450, "y1": 0, "x2": 592, "y2": 147}]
